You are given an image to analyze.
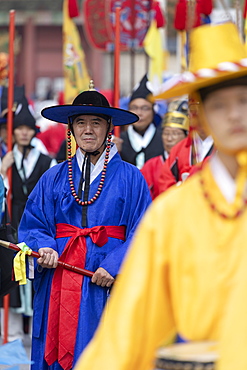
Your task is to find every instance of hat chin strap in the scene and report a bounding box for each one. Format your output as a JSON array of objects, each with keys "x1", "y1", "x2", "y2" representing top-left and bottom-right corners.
[
  {"x1": 83, "y1": 149, "x2": 100, "y2": 156},
  {"x1": 67, "y1": 128, "x2": 112, "y2": 227}
]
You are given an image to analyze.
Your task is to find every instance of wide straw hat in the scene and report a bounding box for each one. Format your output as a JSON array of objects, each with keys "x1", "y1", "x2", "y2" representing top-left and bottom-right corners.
[
  {"x1": 41, "y1": 82, "x2": 139, "y2": 126},
  {"x1": 154, "y1": 22, "x2": 247, "y2": 100}
]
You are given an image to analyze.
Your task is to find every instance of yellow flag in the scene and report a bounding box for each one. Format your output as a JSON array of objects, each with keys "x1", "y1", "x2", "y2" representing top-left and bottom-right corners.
[
  {"x1": 180, "y1": 30, "x2": 187, "y2": 72},
  {"x1": 14, "y1": 242, "x2": 32, "y2": 285},
  {"x1": 143, "y1": 19, "x2": 166, "y2": 86},
  {"x1": 63, "y1": 0, "x2": 90, "y2": 104}
]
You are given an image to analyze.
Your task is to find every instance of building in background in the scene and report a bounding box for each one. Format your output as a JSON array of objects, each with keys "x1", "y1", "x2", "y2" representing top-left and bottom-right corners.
[
  {"x1": 0, "y1": 0, "x2": 167, "y2": 100},
  {"x1": 0, "y1": 0, "x2": 239, "y2": 101}
]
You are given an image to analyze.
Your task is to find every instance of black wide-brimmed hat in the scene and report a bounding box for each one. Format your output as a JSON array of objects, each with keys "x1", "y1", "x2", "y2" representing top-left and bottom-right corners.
[{"x1": 41, "y1": 84, "x2": 139, "y2": 126}]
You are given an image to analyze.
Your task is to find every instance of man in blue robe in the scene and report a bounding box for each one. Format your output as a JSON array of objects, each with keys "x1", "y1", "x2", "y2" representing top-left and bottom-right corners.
[{"x1": 18, "y1": 82, "x2": 151, "y2": 370}]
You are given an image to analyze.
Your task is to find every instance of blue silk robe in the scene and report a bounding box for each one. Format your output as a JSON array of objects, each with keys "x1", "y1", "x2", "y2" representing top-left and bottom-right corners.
[{"x1": 18, "y1": 150, "x2": 151, "y2": 370}]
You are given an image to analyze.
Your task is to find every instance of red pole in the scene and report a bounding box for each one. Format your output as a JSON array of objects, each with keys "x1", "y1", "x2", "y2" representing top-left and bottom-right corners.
[
  {"x1": 3, "y1": 9, "x2": 15, "y2": 345},
  {"x1": 113, "y1": 6, "x2": 121, "y2": 138},
  {"x1": 7, "y1": 9, "x2": 15, "y2": 215}
]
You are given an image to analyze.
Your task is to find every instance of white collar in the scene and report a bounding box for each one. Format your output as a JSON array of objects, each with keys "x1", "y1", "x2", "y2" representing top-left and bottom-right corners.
[
  {"x1": 127, "y1": 124, "x2": 156, "y2": 169},
  {"x1": 76, "y1": 143, "x2": 118, "y2": 185},
  {"x1": 13, "y1": 144, "x2": 40, "y2": 180},
  {"x1": 164, "y1": 150, "x2": 169, "y2": 160},
  {"x1": 193, "y1": 133, "x2": 213, "y2": 163},
  {"x1": 127, "y1": 123, "x2": 156, "y2": 152}
]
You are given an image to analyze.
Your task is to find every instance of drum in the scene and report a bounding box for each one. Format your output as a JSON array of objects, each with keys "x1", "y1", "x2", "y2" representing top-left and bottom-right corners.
[{"x1": 155, "y1": 341, "x2": 218, "y2": 370}]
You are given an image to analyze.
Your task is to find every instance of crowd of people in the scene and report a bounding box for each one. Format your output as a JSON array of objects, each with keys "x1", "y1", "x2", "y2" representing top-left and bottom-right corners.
[{"x1": 1, "y1": 19, "x2": 247, "y2": 370}]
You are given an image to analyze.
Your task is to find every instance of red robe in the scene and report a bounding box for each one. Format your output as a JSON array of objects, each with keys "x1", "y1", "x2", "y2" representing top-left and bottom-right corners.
[
  {"x1": 141, "y1": 155, "x2": 165, "y2": 200},
  {"x1": 158, "y1": 137, "x2": 213, "y2": 195}
]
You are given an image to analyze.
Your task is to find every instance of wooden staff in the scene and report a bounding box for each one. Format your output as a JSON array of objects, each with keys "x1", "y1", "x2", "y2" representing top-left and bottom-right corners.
[
  {"x1": 0, "y1": 239, "x2": 94, "y2": 278},
  {"x1": 113, "y1": 6, "x2": 121, "y2": 138},
  {"x1": 3, "y1": 9, "x2": 15, "y2": 345}
]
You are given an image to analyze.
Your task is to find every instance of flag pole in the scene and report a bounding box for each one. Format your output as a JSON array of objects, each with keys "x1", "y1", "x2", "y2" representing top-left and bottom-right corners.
[
  {"x1": 113, "y1": 6, "x2": 121, "y2": 138},
  {"x1": 7, "y1": 10, "x2": 15, "y2": 214},
  {"x1": 3, "y1": 9, "x2": 15, "y2": 345}
]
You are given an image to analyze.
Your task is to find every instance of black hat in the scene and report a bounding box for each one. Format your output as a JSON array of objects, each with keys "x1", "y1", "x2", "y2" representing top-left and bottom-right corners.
[
  {"x1": 13, "y1": 96, "x2": 37, "y2": 132},
  {"x1": 129, "y1": 74, "x2": 153, "y2": 102},
  {"x1": 41, "y1": 81, "x2": 139, "y2": 126},
  {"x1": 0, "y1": 85, "x2": 25, "y2": 125},
  {"x1": 129, "y1": 74, "x2": 163, "y2": 125}
]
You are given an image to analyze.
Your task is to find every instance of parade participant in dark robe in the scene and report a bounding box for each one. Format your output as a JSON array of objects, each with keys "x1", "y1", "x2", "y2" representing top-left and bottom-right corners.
[
  {"x1": 0, "y1": 175, "x2": 18, "y2": 297},
  {"x1": 0, "y1": 95, "x2": 56, "y2": 341},
  {"x1": 18, "y1": 82, "x2": 151, "y2": 370},
  {"x1": 141, "y1": 99, "x2": 189, "y2": 199},
  {"x1": 1, "y1": 97, "x2": 57, "y2": 230},
  {"x1": 120, "y1": 74, "x2": 164, "y2": 169}
]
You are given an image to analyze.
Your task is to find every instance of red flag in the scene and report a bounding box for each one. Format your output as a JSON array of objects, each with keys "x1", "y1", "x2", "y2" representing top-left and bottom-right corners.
[
  {"x1": 198, "y1": 0, "x2": 213, "y2": 16},
  {"x1": 68, "y1": 0, "x2": 79, "y2": 18},
  {"x1": 174, "y1": 0, "x2": 212, "y2": 31},
  {"x1": 174, "y1": 0, "x2": 200, "y2": 31},
  {"x1": 244, "y1": 0, "x2": 247, "y2": 18},
  {"x1": 153, "y1": 1, "x2": 166, "y2": 28}
]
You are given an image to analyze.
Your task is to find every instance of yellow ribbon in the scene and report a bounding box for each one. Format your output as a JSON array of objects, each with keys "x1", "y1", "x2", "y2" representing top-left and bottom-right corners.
[{"x1": 13, "y1": 242, "x2": 32, "y2": 285}]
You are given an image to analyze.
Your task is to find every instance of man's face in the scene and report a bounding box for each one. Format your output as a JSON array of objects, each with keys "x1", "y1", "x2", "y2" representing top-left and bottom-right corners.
[
  {"x1": 72, "y1": 115, "x2": 109, "y2": 155},
  {"x1": 162, "y1": 127, "x2": 186, "y2": 154},
  {"x1": 129, "y1": 98, "x2": 153, "y2": 133},
  {"x1": 203, "y1": 85, "x2": 247, "y2": 153},
  {"x1": 13, "y1": 125, "x2": 35, "y2": 146}
]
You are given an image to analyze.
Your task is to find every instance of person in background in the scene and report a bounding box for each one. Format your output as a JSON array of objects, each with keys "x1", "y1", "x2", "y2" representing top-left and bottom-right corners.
[
  {"x1": 119, "y1": 74, "x2": 164, "y2": 169},
  {"x1": 141, "y1": 99, "x2": 189, "y2": 199},
  {"x1": 0, "y1": 92, "x2": 57, "y2": 342},
  {"x1": 0, "y1": 86, "x2": 50, "y2": 158},
  {"x1": 18, "y1": 82, "x2": 151, "y2": 370},
  {"x1": 157, "y1": 97, "x2": 214, "y2": 194},
  {"x1": 35, "y1": 98, "x2": 67, "y2": 159},
  {"x1": 0, "y1": 175, "x2": 18, "y2": 298},
  {"x1": 74, "y1": 22, "x2": 247, "y2": 370}
]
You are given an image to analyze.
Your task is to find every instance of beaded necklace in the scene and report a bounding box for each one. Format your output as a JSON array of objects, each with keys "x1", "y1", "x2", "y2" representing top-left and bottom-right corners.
[
  {"x1": 67, "y1": 128, "x2": 112, "y2": 206},
  {"x1": 199, "y1": 168, "x2": 247, "y2": 220}
]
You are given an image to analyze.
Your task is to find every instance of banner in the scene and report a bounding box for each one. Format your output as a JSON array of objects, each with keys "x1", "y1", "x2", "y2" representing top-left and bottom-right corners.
[
  {"x1": 143, "y1": 18, "x2": 165, "y2": 86},
  {"x1": 63, "y1": 0, "x2": 90, "y2": 103},
  {"x1": 84, "y1": 0, "x2": 153, "y2": 51},
  {"x1": 83, "y1": 0, "x2": 111, "y2": 50},
  {"x1": 109, "y1": 0, "x2": 153, "y2": 50}
]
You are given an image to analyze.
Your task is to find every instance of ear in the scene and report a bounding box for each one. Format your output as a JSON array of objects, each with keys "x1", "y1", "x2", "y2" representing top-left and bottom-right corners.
[
  {"x1": 68, "y1": 123, "x2": 75, "y2": 136},
  {"x1": 109, "y1": 123, "x2": 114, "y2": 133}
]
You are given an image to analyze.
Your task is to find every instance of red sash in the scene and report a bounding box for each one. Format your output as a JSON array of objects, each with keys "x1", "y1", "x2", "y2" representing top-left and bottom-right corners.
[{"x1": 44, "y1": 223, "x2": 126, "y2": 370}]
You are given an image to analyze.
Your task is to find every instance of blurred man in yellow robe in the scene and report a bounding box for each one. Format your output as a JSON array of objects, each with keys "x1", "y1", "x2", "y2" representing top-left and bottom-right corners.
[{"x1": 74, "y1": 22, "x2": 247, "y2": 370}]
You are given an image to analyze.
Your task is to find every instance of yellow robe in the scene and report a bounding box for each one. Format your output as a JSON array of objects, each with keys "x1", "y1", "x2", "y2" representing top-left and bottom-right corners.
[{"x1": 75, "y1": 162, "x2": 247, "y2": 370}]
